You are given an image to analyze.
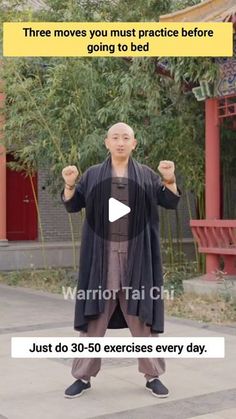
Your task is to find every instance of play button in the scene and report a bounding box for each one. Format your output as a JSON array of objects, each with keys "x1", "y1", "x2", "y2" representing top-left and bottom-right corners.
[
  {"x1": 108, "y1": 198, "x2": 131, "y2": 222},
  {"x1": 86, "y1": 176, "x2": 152, "y2": 242}
]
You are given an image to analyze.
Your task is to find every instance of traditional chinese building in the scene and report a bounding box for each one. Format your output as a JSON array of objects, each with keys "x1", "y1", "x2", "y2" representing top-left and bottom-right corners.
[{"x1": 160, "y1": 0, "x2": 236, "y2": 278}]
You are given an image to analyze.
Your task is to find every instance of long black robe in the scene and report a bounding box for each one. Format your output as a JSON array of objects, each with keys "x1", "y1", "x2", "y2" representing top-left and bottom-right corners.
[{"x1": 61, "y1": 156, "x2": 181, "y2": 333}]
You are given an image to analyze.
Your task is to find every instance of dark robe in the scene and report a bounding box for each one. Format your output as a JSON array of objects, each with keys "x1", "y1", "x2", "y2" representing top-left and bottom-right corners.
[{"x1": 61, "y1": 156, "x2": 181, "y2": 333}]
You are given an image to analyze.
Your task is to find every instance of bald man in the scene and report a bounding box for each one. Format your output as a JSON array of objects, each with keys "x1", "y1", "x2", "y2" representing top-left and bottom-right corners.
[{"x1": 61, "y1": 122, "x2": 181, "y2": 399}]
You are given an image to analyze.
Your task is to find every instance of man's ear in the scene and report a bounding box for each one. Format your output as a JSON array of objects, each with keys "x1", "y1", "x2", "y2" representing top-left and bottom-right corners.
[
  {"x1": 133, "y1": 138, "x2": 137, "y2": 150},
  {"x1": 104, "y1": 137, "x2": 109, "y2": 150}
]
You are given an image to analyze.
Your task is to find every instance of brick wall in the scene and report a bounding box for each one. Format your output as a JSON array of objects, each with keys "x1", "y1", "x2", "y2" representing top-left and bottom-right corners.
[
  {"x1": 160, "y1": 188, "x2": 197, "y2": 240},
  {"x1": 37, "y1": 169, "x2": 83, "y2": 241}
]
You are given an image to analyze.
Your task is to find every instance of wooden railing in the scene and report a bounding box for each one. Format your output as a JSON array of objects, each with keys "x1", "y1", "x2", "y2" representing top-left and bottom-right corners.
[{"x1": 190, "y1": 220, "x2": 236, "y2": 275}]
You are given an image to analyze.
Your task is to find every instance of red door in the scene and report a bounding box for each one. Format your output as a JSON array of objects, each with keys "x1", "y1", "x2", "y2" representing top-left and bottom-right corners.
[{"x1": 6, "y1": 154, "x2": 38, "y2": 240}]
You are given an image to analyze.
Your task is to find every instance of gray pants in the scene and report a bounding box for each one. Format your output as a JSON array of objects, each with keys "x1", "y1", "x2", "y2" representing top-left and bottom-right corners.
[{"x1": 71, "y1": 289, "x2": 166, "y2": 381}]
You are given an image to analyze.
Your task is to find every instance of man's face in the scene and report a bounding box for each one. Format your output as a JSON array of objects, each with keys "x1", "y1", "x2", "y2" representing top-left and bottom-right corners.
[{"x1": 105, "y1": 124, "x2": 137, "y2": 160}]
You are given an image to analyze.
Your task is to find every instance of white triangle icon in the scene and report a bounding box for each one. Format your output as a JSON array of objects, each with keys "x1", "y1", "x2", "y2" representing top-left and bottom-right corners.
[{"x1": 108, "y1": 198, "x2": 131, "y2": 222}]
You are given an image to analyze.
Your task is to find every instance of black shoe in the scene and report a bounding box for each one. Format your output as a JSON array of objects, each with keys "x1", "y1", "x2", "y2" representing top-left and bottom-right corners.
[
  {"x1": 146, "y1": 378, "x2": 169, "y2": 398},
  {"x1": 64, "y1": 379, "x2": 91, "y2": 398}
]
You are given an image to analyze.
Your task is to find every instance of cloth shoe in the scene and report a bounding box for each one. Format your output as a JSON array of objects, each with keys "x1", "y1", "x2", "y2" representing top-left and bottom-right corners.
[
  {"x1": 146, "y1": 378, "x2": 169, "y2": 398},
  {"x1": 64, "y1": 379, "x2": 91, "y2": 398}
]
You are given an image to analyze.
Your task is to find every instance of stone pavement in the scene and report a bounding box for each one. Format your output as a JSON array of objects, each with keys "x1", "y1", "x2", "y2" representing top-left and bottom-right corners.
[{"x1": 0, "y1": 283, "x2": 235, "y2": 419}]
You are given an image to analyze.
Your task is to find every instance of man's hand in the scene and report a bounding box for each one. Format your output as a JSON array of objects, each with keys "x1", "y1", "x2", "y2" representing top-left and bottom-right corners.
[
  {"x1": 158, "y1": 160, "x2": 179, "y2": 196},
  {"x1": 62, "y1": 165, "x2": 79, "y2": 201},
  {"x1": 62, "y1": 165, "x2": 79, "y2": 186},
  {"x1": 158, "y1": 160, "x2": 175, "y2": 181}
]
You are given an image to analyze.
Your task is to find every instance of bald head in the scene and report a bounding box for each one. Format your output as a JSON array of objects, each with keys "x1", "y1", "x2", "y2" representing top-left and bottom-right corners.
[
  {"x1": 105, "y1": 122, "x2": 137, "y2": 160},
  {"x1": 107, "y1": 122, "x2": 134, "y2": 139}
]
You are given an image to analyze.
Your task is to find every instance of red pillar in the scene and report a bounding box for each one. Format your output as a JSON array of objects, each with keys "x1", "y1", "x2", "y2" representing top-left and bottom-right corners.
[
  {"x1": 0, "y1": 67, "x2": 8, "y2": 246},
  {"x1": 205, "y1": 98, "x2": 220, "y2": 277}
]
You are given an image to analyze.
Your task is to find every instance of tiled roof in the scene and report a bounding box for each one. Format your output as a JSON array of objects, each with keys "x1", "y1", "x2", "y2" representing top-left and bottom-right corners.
[
  {"x1": 2, "y1": 0, "x2": 48, "y2": 10},
  {"x1": 27, "y1": 0, "x2": 47, "y2": 10},
  {"x1": 160, "y1": 0, "x2": 236, "y2": 30},
  {"x1": 28, "y1": 0, "x2": 46, "y2": 10}
]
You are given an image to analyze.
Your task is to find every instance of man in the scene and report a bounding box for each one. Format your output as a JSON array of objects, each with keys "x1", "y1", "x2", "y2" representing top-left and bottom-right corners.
[{"x1": 61, "y1": 122, "x2": 181, "y2": 399}]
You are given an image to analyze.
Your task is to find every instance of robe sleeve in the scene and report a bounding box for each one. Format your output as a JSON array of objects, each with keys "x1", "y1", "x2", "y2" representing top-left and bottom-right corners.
[
  {"x1": 60, "y1": 174, "x2": 85, "y2": 213},
  {"x1": 152, "y1": 171, "x2": 181, "y2": 209}
]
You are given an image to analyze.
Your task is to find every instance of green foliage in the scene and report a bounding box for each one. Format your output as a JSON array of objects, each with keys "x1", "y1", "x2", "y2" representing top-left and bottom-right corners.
[
  {"x1": 3, "y1": 51, "x2": 208, "y2": 197},
  {"x1": 0, "y1": 267, "x2": 76, "y2": 292},
  {"x1": 1, "y1": 0, "x2": 235, "y2": 267},
  {"x1": 170, "y1": 0, "x2": 201, "y2": 11}
]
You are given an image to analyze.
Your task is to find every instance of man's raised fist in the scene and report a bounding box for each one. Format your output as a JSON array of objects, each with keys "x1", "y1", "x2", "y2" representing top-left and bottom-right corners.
[
  {"x1": 158, "y1": 160, "x2": 175, "y2": 181},
  {"x1": 62, "y1": 165, "x2": 79, "y2": 186}
]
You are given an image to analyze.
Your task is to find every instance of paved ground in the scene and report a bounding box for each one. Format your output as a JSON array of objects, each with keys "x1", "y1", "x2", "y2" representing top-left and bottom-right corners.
[{"x1": 0, "y1": 283, "x2": 235, "y2": 419}]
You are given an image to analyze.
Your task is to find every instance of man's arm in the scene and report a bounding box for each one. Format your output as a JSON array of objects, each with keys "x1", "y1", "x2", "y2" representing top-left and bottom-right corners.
[
  {"x1": 149, "y1": 160, "x2": 181, "y2": 209},
  {"x1": 61, "y1": 177, "x2": 86, "y2": 212},
  {"x1": 163, "y1": 181, "x2": 178, "y2": 195},
  {"x1": 155, "y1": 176, "x2": 181, "y2": 209},
  {"x1": 63, "y1": 185, "x2": 77, "y2": 201},
  {"x1": 61, "y1": 165, "x2": 86, "y2": 213}
]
